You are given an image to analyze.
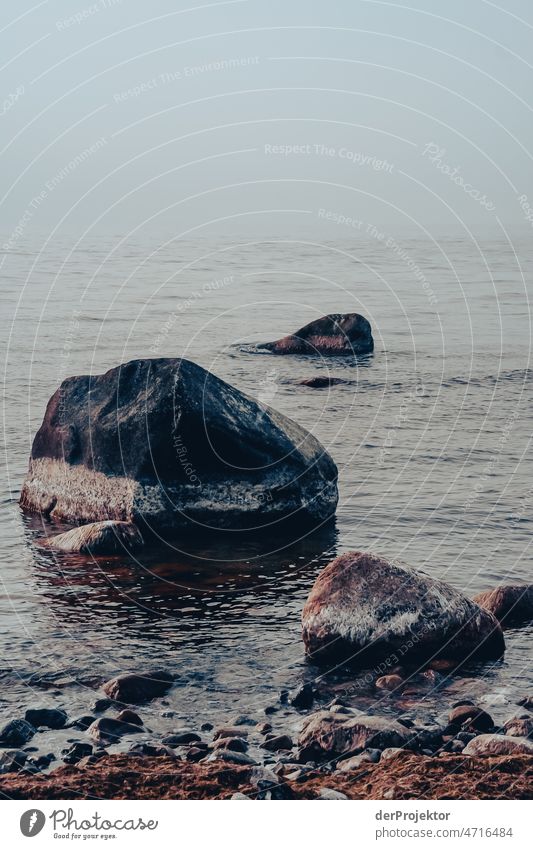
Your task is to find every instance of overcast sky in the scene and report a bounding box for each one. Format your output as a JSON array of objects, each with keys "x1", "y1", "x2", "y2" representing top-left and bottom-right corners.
[{"x1": 2, "y1": 0, "x2": 533, "y2": 241}]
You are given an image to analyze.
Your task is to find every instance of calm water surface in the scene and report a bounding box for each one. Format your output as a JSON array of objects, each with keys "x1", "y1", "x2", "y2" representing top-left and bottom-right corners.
[{"x1": 1, "y1": 236, "x2": 532, "y2": 752}]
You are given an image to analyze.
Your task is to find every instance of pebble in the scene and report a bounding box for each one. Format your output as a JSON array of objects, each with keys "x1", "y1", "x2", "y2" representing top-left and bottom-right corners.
[
  {"x1": 261, "y1": 734, "x2": 293, "y2": 752},
  {"x1": 185, "y1": 747, "x2": 206, "y2": 762},
  {"x1": 336, "y1": 750, "x2": 381, "y2": 771},
  {"x1": 380, "y1": 747, "x2": 407, "y2": 761},
  {"x1": 128, "y1": 742, "x2": 166, "y2": 757},
  {"x1": 264, "y1": 705, "x2": 278, "y2": 715},
  {"x1": 93, "y1": 698, "x2": 114, "y2": 714},
  {"x1": 256, "y1": 722, "x2": 272, "y2": 735},
  {"x1": 88, "y1": 716, "x2": 143, "y2": 743},
  {"x1": 231, "y1": 792, "x2": 252, "y2": 800},
  {"x1": 375, "y1": 674, "x2": 404, "y2": 692},
  {"x1": 161, "y1": 730, "x2": 201, "y2": 746},
  {"x1": 201, "y1": 722, "x2": 214, "y2": 731},
  {"x1": 448, "y1": 705, "x2": 494, "y2": 732},
  {"x1": 116, "y1": 710, "x2": 143, "y2": 727},
  {"x1": 232, "y1": 715, "x2": 256, "y2": 726},
  {"x1": 213, "y1": 726, "x2": 248, "y2": 740},
  {"x1": 318, "y1": 788, "x2": 348, "y2": 800},
  {"x1": 209, "y1": 750, "x2": 258, "y2": 766},
  {"x1": 69, "y1": 715, "x2": 97, "y2": 731},
  {"x1": 212, "y1": 737, "x2": 248, "y2": 753}
]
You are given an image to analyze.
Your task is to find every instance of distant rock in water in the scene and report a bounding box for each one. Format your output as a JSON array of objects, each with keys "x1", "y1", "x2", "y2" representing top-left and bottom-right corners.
[
  {"x1": 473, "y1": 585, "x2": 533, "y2": 627},
  {"x1": 297, "y1": 376, "x2": 350, "y2": 388},
  {"x1": 20, "y1": 358, "x2": 338, "y2": 532},
  {"x1": 302, "y1": 551, "x2": 505, "y2": 667},
  {"x1": 41, "y1": 520, "x2": 143, "y2": 555},
  {"x1": 259, "y1": 314, "x2": 373, "y2": 357}
]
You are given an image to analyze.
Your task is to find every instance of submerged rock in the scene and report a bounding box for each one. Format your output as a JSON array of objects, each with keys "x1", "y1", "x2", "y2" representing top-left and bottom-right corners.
[
  {"x1": 20, "y1": 358, "x2": 338, "y2": 532},
  {"x1": 297, "y1": 377, "x2": 350, "y2": 388},
  {"x1": 259, "y1": 314, "x2": 373, "y2": 357},
  {"x1": 102, "y1": 671, "x2": 174, "y2": 704},
  {"x1": 473, "y1": 585, "x2": 533, "y2": 627},
  {"x1": 463, "y1": 734, "x2": 533, "y2": 756},
  {"x1": 298, "y1": 710, "x2": 414, "y2": 760},
  {"x1": 42, "y1": 521, "x2": 143, "y2": 555},
  {"x1": 302, "y1": 551, "x2": 504, "y2": 667}
]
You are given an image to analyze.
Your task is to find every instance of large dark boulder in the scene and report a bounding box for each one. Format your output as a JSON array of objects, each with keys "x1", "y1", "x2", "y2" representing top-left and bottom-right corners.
[
  {"x1": 302, "y1": 552, "x2": 504, "y2": 667},
  {"x1": 20, "y1": 358, "x2": 338, "y2": 532},
  {"x1": 260, "y1": 314, "x2": 373, "y2": 357}
]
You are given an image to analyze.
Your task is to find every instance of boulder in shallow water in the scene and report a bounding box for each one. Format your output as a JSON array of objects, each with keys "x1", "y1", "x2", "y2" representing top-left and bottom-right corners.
[
  {"x1": 102, "y1": 671, "x2": 174, "y2": 704},
  {"x1": 20, "y1": 358, "x2": 338, "y2": 532},
  {"x1": 302, "y1": 552, "x2": 504, "y2": 666},
  {"x1": 42, "y1": 520, "x2": 143, "y2": 554},
  {"x1": 473, "y1": 585, "x2": 533, "y2": 627},
  {"x1": 260, "y1": 313, "x2": 373, "y2": 357},
  {"x1": 463, "y1": 734, "x2": 533, "y2": 756},
  {"x1": 298, "y1": 710, "x2": 414, "y2": 760}
]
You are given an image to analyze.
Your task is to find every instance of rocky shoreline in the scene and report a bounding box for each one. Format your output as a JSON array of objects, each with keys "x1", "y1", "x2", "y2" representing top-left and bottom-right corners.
[{"x1": 1, "y1": 669, "x2": 532, "y2": 799}]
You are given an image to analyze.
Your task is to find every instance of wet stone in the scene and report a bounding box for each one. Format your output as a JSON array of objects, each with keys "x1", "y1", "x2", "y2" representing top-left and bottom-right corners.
[
  {"x1": 92, "y1": 698, "x2": 114, "y2": 714},
  {"x1": 261, "y1": 734, "x2": 293, "y2": 752},
  {"x1": 24, "y1": 708, "x2": 67, "y2": 729},
  {"x1": 62, "y1": 742, "x2": 93, "y2": 764},
  {"x1": 0, "y1": 719, "x2": 35, "y2": 747},
  {"x1": 0, "y1": 749, "x2": 28, "y2": 774},
  {"x1": 69, "y1": 715, "x2": 97, "y2": 731}
]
